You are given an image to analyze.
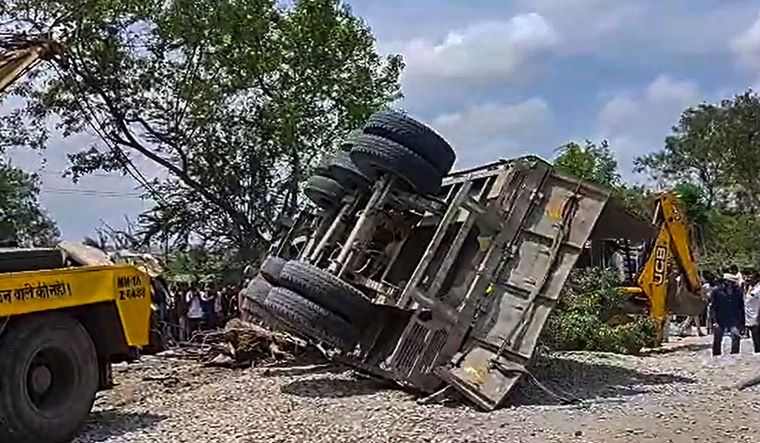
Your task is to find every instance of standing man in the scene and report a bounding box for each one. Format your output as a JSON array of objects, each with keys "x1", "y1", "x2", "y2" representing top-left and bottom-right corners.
[
  {"x1": 710, "y1": 275, "x2": 745, "y2": 356},
  {"x1": 174, "y1": 282, "x2": 189, "y2": 341},
  {"x1": 200, "y1": 283, "x2": 216, "y2": 330},
  {"x1": 186, "y1": 284, "x2": 204, "y2": 338},
  {"x1": 745, "y1": 273, "x2": 760, "y2": 353}
]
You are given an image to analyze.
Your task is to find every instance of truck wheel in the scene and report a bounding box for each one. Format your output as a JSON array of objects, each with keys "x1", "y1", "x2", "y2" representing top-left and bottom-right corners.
[
  {"x1": 0, "y1": 313, "x2": 98, "y2": 443},
  {"x1": 323, "y1": 150, "x2": 370, "y2": 191},
  {"x1": 363, "y1": 110, "x2": 456, "y2": 174},
  {"x1": 260, "y1": 255, "x2": 286, "y2": 285},
  {"x1": 350, "y1": 133, "x2": 442, "y2": 195},
  {"x1": 339, "y1": 129, "x2": 363, "y2": 152},
  {"x1": 242, "y1": 275, "x2": 273, "y2": 319},
  {"x1": 264, "y1": 286, "x2": 358, "y2": 350},
  {"x1": 305, "y1": 175, "x2": 347, "y2": 209},
  {"x1": 278, "y1": 260, "x2": 371, "y2": 325}
]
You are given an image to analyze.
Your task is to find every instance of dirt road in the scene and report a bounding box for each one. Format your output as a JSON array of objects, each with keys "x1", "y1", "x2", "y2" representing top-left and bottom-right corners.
[{"x1": 73, "y1": 335, "x2": 760, "y2": 443}]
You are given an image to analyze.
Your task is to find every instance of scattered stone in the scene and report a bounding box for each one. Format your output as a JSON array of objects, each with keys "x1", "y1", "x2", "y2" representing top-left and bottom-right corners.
[{"x1": 71, "y1": 335, "x2": 758, "y2": 443}]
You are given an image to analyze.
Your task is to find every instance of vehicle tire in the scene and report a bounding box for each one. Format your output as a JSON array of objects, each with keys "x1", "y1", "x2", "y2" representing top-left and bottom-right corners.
[
  {"x1": 339, "y1": 129, "x2": 363, "y2": 152},
  {"x1": 242, "y1": 275, "x2": 273, "y2": 319},
  {"x1": 260, "y1": 255, "x2": 286, "y2": 285},
  {"x1": 278, "y1": 260, "x2": 371, "y2": 324},
  {"x1": 363, "y1": 110, "x2": 455, "y2": 174},
  {"x1": 304, "y1": 175, "x2": 347, "y2": 209},
  {"x1": 0, "y1": 313, "x2": 98, "y2": 443},
  {"x1": 350, "y1": 134, "x2": 443, "y2": 195},
  {"x1": 264, "y1": 286, "x2": 358, "y2": 349},
  {"x1": 323, "y1": 150, "x2": 371, "y2": 191}
]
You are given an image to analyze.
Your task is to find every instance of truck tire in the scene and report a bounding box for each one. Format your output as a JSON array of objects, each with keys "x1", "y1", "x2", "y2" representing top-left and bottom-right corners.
[
  {"x1": 0, "y1": 313, "x2": 98, "y2": 443},
  {"x1": 278, "y1": 260, "x2": 371, "y2": 325},
  {"x1": 305, "y1": 175, "x2": 347, "y2": 209},
  {"x1": 260, "y1": 255, "x2": 286, "y2": 284},
  {"x1": 242, "y1": 275, "x2": 273, "y2": 318},
  {"x1": 339, "y1": 129, "x2": 363, "y2": 152},
  {"x1": 264, "y1": 286, "x2": 358, "y2": 349},
  {"x1": 350, "y1": 134, "x2": 442, "y2": 195},
  {"x1": 240, "y1": 276, "x2": 289, "y2": 331},
  {"x1": 363, "y1": 110, "x2": 456, "y2": 174},
  {"x1": 323, "y1": 150, "x2": 370, "y2": 191}
]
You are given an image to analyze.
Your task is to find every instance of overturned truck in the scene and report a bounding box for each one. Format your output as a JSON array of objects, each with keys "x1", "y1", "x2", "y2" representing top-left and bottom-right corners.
[{"x1": 243, "y1": 111, "x2": 646, "y2": 410}]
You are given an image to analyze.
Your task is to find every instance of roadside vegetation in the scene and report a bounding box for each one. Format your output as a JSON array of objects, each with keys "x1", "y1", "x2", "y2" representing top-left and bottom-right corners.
[{"x1": 540, "y1": 268, "x2": 658, "y2": 354}]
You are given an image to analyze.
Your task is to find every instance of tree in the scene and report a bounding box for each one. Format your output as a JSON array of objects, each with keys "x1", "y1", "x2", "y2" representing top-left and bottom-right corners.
[
  {"x1": 553, "y1": 140, "x2": 620, "y2": 188},
  {"x1": 0, "y1": 0, "x2": 402, "y2": 258},
  {"x1": 553, "y1": 140, "x2": 649, "y2": 217},
  {"x1": 0, "y1": 159, "x2": 59, "y2": 246},
  {"x1": 635, "y1": 91, "x2": 760, "y2": 210}
]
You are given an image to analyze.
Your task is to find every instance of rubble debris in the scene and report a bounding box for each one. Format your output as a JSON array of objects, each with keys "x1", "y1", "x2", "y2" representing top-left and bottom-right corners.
[{"x1": 156, "y1": 318, "x2": 307, "y2": 368}]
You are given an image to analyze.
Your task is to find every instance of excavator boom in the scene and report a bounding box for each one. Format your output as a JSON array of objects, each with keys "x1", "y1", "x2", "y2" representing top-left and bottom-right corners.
[{"x1": 629, "y1": 192, "x2": 705, "y2": 332}]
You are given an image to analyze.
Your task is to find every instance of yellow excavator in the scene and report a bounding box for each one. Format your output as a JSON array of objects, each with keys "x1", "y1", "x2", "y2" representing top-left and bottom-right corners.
[{"x1": 621, "y1": 192, "x2": 706, "y2": 341}]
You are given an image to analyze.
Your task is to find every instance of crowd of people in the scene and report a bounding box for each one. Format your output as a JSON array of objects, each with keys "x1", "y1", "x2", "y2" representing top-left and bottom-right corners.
[
  {"x1": 702, "y1": 265, "x2": 760, "y2": 356},
  {"x1": 163, "y1": 282, "x2": 241, "y2": 341}
]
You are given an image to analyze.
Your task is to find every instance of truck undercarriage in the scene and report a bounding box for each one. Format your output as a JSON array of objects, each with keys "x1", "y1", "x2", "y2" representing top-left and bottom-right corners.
[{"x1": 243, "y1": 111, "x2": 655, "y2": 410}]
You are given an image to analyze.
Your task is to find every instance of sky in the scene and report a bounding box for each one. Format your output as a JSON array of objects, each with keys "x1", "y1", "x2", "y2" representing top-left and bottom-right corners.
[{"x1": 6, "y1": 0, "x2": 760, "y2": 241}]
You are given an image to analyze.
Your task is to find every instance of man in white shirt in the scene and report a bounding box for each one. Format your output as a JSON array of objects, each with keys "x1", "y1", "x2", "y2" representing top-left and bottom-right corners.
[
  {"x1": 745, "y1": 274, "x2": 760, "y2": 353},
  {"x1": 186, "y1": 285, "x2": 204, "y2": 337},
  {"x1": 724, "y1": 265, "x2": 744, "y2": 289}
]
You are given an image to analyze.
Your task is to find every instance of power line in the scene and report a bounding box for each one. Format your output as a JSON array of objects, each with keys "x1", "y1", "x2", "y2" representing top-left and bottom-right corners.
[
  {"x1": 40, "y1": 186, "x2": 142, "y2": 196},
  {"x1": 40, "y1": 188, "x2": 143, "y2": 198},
  {"x1": 36, "y1": 169, "x2": 125, "y2": 178},
  {"x1": 50, "y1": 58, "x2": 169, "y2": 207}
]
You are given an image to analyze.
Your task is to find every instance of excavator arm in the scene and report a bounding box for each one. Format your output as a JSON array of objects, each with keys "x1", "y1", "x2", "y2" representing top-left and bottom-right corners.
[
  {"x1": 632, "y1": 192, "x2": 705, "y2": 325},
  {"x1": 0, "y1": 35, "x2": 63, "y2": 95}
]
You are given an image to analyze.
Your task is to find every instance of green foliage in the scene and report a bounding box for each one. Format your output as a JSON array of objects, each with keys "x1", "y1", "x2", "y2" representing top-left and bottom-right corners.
[
  {"x1": 554, "y1": 140, "x2": 649, "y2": 219},
  {"x1": 165, "y1": 248, "x2": 243, "y2": 286},
  {"x1": 540, "y1": 268, "x2": 659, "y2": 355},
  {"x1": 674, "y1": 182, "x2": 709, "y2": 228},
  {"x1": 0, "y1": 158, "x2": 59, "y2": 246},
  {"x1": 700, "y1": 210, "x2": 760, "y2": 270},
  {"x1": 554, "y1": 140, "x2": 620, "y2": 188},
  {"x1": 670, "y1": 182, "x2": 760, "y2": 270},
  {"x1": 0, "y1": 0, "x2": 402, "y2": 258},
  {"x1": 635, "y1": 90, "x2": 760, "y2": 211}
]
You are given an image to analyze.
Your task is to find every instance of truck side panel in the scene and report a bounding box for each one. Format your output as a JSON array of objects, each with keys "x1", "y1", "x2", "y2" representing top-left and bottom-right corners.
[
  {"x1": 438, "y1": 170, "x2": 611, "y2": 410},
  {"x1": 0, "y1": 265, "x2": 151, "y2": 347}
]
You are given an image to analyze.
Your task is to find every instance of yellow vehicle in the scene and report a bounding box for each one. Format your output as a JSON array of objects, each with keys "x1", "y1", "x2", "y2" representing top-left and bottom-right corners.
[
  {"x1": 0, "y1": 37, "x2": 153, "y2": 442},
  {"x1": 622, "y1": 192, "x2": 706, "y2": 340},
  {"x1": 0, "y1": 246, "x2": 152, "y2": 442}
]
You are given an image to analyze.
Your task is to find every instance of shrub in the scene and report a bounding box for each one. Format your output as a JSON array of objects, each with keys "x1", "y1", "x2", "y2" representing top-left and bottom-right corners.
[{"x1": 540, "y1": 267, "x2": 659, "y2": 355}]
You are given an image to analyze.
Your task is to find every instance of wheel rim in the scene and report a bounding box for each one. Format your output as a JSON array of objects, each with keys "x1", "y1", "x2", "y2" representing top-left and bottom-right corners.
[{"x1": 25, "y1": 346, "x2": 75, "y2": 412}]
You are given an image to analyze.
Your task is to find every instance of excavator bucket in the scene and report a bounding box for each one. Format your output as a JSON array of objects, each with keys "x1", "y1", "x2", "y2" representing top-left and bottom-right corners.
[{"x1": 669, "y1": 284, "x2": 708, "y2": 317}]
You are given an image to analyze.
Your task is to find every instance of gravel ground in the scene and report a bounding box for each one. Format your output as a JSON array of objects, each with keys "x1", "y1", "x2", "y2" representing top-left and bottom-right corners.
[{"x1": 72, "y1": 335, "x2": 760, "y2": 443}]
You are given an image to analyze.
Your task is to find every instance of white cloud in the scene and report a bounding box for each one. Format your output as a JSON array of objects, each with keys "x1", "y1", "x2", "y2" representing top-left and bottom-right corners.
[
  {"x1": 398, "y1": 13, "x2": 558, "y2": 88},
  {"x1": 596, "y1": 75, "x2": 703, "y2": 181},
  {"x1": 731, "y1": 12, "x2": 760, "y2": 72},
  {"x1": 431, "y1": 98, "x2": 552, "y2": 167},
  {"x1": 523, "y1": 0, "x2": 642, "y2": 53}
]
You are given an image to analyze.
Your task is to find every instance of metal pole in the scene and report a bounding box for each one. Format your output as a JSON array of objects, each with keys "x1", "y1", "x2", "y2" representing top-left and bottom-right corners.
[
  {"x1": 275, "y1": 210, "x2": 304, "y2": 258},
  {"x1": 309, "y1": 195, "x2": 356, "y2": 263},
  {"x1": 328, "y1": 175, "x2": 394, "y2": 275},
  {"x1": 397, "y1": 181, "x2": 472, "y2": 307}
]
